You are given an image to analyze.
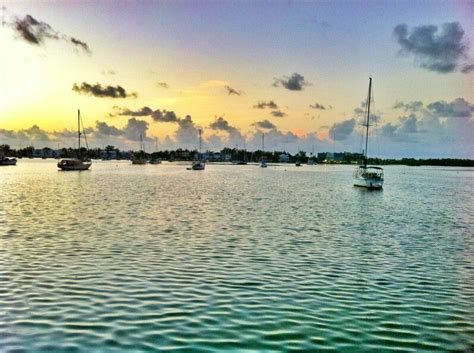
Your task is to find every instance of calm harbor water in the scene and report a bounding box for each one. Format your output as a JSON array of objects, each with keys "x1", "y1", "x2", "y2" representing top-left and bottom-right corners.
[{"x1": 1, "y1": 159, "x2": 473, "y2": 352}]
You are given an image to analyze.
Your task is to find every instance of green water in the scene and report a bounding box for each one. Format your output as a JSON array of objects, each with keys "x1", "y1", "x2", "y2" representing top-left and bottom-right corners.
[{"x1": 1, "y1": 160, "x2": 473, "y2": 352}]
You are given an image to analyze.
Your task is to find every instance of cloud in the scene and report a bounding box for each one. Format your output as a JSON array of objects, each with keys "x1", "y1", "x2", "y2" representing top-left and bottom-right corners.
[
  {"x1": 252, "y1": 120, "x2": 276, "y2": 130},
  {"x1": 11, "y1": 14, "x2": 91, "y2": 54},
  {"x1": 393, "y1": 101, "x2": 424, "y2": 112},
  {"x1": 157, "y1": 82, "x2": 170, "y2": 89},
  {"x1": 111, "y1": 106, "x2": 153, "y2": 117},
  {"x1": 72, "y1": 82, "x2": 137, "y2": 98},
  {"x1": 426, "y1": 98, "x2": 474, "y2": 118},
  {"x1": 253, "y1": 100, "x2": 279, "y2": 109},
  {"x1": 123, "y1": 118, "x2": 150, "y2": 141},
  {"x1": 461, "y1": 64, "x2": 474, "y2": 74},
  {"x1": 309, "y1": 103, "x2": 326, "y2": 110},
  {"x1": 175, "y1": 115, "x2": 200, "y2": 149},
  {"x1": 271, "y1": 110, "x2": 287, "y2": 118},
  {"x1": 225, "y1": 85, "x2": 243, "y2": 95},
  {"x1": 151, "y1": 110, "x2": 179, "y2": 122},
  {"x1": 273, "y1": 72, "x2": 311, "y2": 91},
  {"x1": 95, "y1": 121, "x2": 123, "y2": 136},
  {"x1": 209, "y1": 117, "x2": 243, "y2": 144},
  {"x1": 393, "y1": 22, "x2": 470, "y2": 74},
  {"x1": 329, "y1": 118, "x2": 356, "y2": 140}
]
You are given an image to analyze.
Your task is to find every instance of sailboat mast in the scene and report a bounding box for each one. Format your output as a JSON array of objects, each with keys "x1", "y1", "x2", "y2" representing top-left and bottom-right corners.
[
  {"x1": 78, "y1": 109, "x2": 81, "y2": 151},
  {"x1": 364, "y1": 77, "x2": 372, "y2": 167},
  {"x1": 262, "y1": 133, "x2": 265, "y2": 152},
  {"x1": 198, "y1": 129, "x2": 202, "y2": 153}
]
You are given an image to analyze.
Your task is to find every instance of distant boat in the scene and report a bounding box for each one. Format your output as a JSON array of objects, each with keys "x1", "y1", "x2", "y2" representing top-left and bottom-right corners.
[
  {"x1": 149, "y1": 137, "x2": 161, "y2": 164},
  {"x1": 0, "y1": 156, "x2": 17, "y2": 166},
  {"x1": 259, "y1": 133, "x2": 267, "y2": 168},
  {"x1": 295, "y1": 161, "x2": 301, "y2": 167},
  {"x1": 353, "y1": 77, "x2": 384, "y2": 189},
  {"x1": 132, "y1": 134, "x2": 147, "y2": 165},
  {"x1": 58, "y1": 110, "x2": 92, "y2": 171},
  {"x1": 188, "y1": 128, "x2": 205, "y2": 170}
]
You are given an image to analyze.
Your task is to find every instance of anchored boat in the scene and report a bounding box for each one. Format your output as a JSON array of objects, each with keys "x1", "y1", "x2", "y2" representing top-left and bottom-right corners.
[{"x1": 353, "y1": 77, "x2": 384, "y2": 189}]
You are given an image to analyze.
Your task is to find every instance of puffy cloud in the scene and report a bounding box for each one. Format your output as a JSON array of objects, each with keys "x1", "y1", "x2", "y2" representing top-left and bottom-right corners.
[
  {"x1": 209, "y1": 117, "x2": 243, "y2": 144},
  {"x1": 111, "y1": 106, "x2": 153, "y2": 117},
  {"x1": 72, "y1": 82, "x2": 137, "y2": 98},
  {"x1": 10, "y1": 13, "x2": 91, "y2": 54},
  {"x1": 393, "y1": 22, "x2": 470, "y2": 74},
  {"x1": 271, "y1": 110, "x2": 287, "y2": 118},
  {"x1": 461, "y1": 64, "x2": 474, "y2": 74},
  {"x1": 95, "y1": 121, "x2": 123, "y2": 136},
  {"x1": 273, "y1": 72, "x2": 311, "y2": 91},
  {"x1": 123, "y1": 118, "x2": 150, "y2": 141},
  {"x1": 426, "y1": 98, "x2": 473, "y2": 118},
  {"x1": 252, "y1": 120, "x2": 276, "y2": 130},
  {"x1": 253, "y1": 100, "x2": 279, "y2": 109},
  {"x1": 329, "y1": 119, "x2": 356, "y2": 140},
  {"x1": 175, "y1": 115, "x2": 200, "y2": 149},
  {"x1": 393, "y1": 101, "x2": 424, "y2": 112}
]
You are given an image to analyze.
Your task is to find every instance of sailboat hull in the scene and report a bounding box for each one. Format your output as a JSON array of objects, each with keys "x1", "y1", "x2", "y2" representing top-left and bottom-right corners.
[{"x1": 58, "y1": 160, "x2": 91, "y2": 171}]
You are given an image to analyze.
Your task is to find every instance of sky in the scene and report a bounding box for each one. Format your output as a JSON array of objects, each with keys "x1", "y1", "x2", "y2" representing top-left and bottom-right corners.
[{"x1": 0, "y1": 0, "x2": 473, "y2": 158}]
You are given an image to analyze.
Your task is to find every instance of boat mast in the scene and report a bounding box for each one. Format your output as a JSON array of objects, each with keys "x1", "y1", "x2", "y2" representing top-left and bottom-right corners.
[
  {"x1": 262, "y1": 133, "x2": 265, "y2": 152},
  {"x1": 364, "y1": 77, "x2": 372, "y2": 167},
  {"x1": 198, "y1": 129, "x2": 202, "y2": 157},
  {"x1": 78, "y1": 109, "x2": 81, "y2": 151}
]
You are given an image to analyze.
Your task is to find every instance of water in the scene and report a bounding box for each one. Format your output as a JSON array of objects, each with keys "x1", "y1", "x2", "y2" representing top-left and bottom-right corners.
[{"x1": 1, "y1": 160, "x2": 473, "y2": 352}]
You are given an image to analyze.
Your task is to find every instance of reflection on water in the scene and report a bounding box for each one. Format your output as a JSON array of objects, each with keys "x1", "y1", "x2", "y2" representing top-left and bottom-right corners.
[{"x1": 1, "y1": 160, "x2": 473, "y2": 352}]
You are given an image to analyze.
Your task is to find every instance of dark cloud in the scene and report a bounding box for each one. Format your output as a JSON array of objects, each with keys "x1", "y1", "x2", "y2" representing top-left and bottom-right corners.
[
  {"x1": 72, "y1": 82, "x2": 137, "y2": 98},
  {"x1": 461, "y1": 64, "x2": 474, "y2": 74},
  {"x1": 309, "y1": 103, "x2": 326, "y2": 110},
  {"x1": 379, "y1": 114, "x2": 420, "y2": 142},
  {"x1": 157, "y1": 82, "x2": 170, "y2": 89},
  {"x1": 273, "y1": 72, "x2": 311, "y2": 91},
  {"x1": 393, "y1": 101, "x2": 424, "y2": 112},
  {"x1": 95, "y1": 121, "x2": 123, "y2": 136},
  {"x1": 151, "y1": 110, "x2": 179, "y2": 122},
  {"x1": 253, "y1": 100, "x2": 279, "y2": 109},
  {"x1": 69, "y1": 37, "x2": 91, "y2": 54},
  {"x1": 112, "y1": 106, "x2": 153, "y2": 117},
  {"x1": 329, "y1": 119, "x2": 356, "y2": 140},
  {"x1": 209, "y1": 117, "x2": 243, "y2": 142},
  {"x1": 12, "y1": 14, "x2": 91, "y2": 54},
  {"x1": 252, "y1": 120, "x2": 276, "y2": 130},
  {"x1": 271, "y1": 110, "x2": 287, "y2": 118},
  {"x1": 225, "y1": 85, "x2": 243, "y2": 95},
  {"x1": 393, "y1": 22, "x2": 470, "y2": 74},
  {"x1": 427, "y1": 98, "x2": 473, "y2": 118}
]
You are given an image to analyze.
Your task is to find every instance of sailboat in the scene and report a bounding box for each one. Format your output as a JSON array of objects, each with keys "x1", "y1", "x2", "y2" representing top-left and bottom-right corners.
[
  {"x1": 0, "y1": 146, "x2": 16, "y2": 166},
  {"x1": 259, "y1": 133, "x2": 267, "y2": 168},
  {"x1": 353, "y1": 77, "x2": 384, "y2": 189},
  {"x1": 189, "y1": 129, "x2": 205, "y2": 170},
  {"x1": 131, "y1": 135, "x2": 147, "y2": 164},
  {"x1": 149, "y1": 137, "x2": 161, "y2": 164},
  {"x1": 57, "y1": 110, "x2": 92, "y2": 171}
]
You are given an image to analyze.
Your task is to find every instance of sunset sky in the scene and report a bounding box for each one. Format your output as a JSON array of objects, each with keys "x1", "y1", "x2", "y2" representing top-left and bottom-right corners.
[{"x1": 0, "y1": 0, "x2": 472, "y2": 158}]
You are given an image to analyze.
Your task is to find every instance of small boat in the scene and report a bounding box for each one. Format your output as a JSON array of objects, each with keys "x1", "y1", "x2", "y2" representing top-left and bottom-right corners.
[
  {"x1": 0, "y1": 156, "x2": 17, "y2": 166},
  {"x1": 132, "y1": 134, "x2": 147, "y2": 165},
  {"x1": 188, "y1": 129, "x2": 205, "y2": 170},
  {"x1": 188, "y1": 160, "x2": 205, "y2": 170},
  {"x1": 353, "y1": 77, "x2": 384, "y2": 189},
  {"x1": 58, "y1": 110, "x2": 92, "y2": 171},
  {"x1": 149, "y1": 158, "x2": 161, "y2": 165},
  {"x1": 295, "y1": 161, "x2": 301, "y2": 167},
  {"x1": 259, "y1": 160, "x2": 267, "y2": 168}
]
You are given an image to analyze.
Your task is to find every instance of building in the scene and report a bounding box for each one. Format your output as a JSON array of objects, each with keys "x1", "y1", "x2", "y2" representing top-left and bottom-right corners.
[{"x1": 278, "y1": 153, "x2": 290, "y2": 163}]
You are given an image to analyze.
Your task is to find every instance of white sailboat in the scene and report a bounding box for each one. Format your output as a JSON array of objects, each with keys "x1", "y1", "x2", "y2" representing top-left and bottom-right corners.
[
  {"x1": 149, "y1": 137, "x2": 161, "y2": 164},
  {"x1": 353, "y1": 77, "x2": 384, "y2": 189},
  {"x1": 189, "y1": 129, "x2": 205, "y2": 170},
  {"x1": 259, "y1": 133, "x2": 267, "y2": 168},
  {"x1": 57, "y1": 110, "x2": 92, "y2": 171}
]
